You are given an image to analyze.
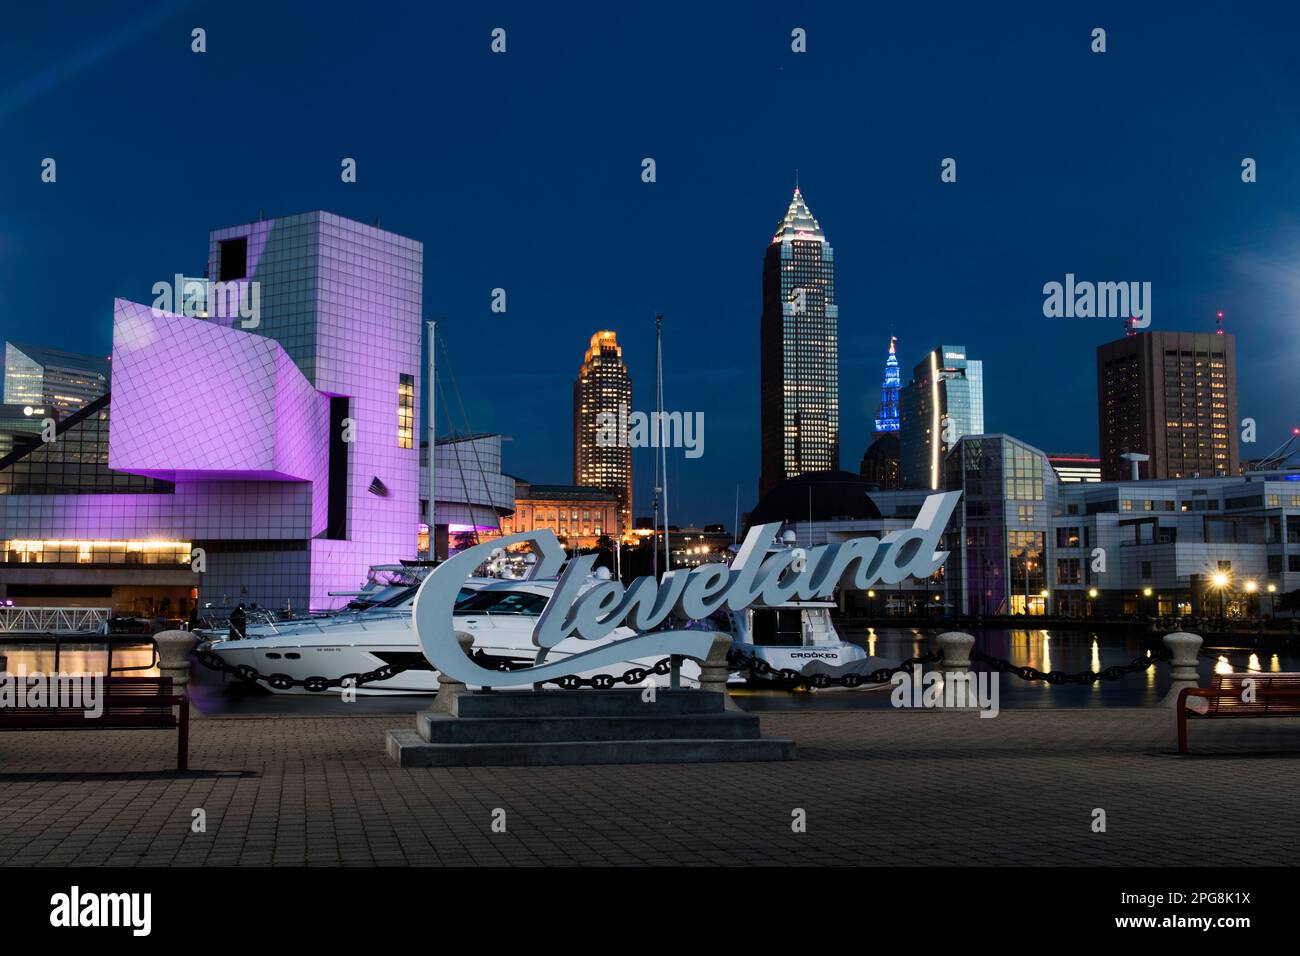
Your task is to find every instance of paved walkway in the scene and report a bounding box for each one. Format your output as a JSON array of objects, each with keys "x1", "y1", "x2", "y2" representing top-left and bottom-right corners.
[{"x1": 0, "y1": 707, "x2": 1296, "y2": 866}]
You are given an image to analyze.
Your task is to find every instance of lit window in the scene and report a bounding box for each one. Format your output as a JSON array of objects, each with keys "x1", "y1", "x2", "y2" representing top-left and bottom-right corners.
[{"x1": 397, "y1": 374, "x2": 414, "y2": 448}]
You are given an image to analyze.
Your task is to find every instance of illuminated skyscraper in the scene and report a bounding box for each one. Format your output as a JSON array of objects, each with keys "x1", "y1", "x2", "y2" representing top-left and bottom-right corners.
[
  {"x1": 759, "y1": 187, "x2": 839, "y2": 497},
  {"x1": 573, "y1": 330, "x2": 633, "y2": 536},
  {"x1": 3, "y1": 343, "x2": 109, "y2": 415},
  {"x1": 873, "y1": 336, "x2": 901, "y2": 438},
  {"x1": 899, "y1": 345, "x2": 984, "y2": 490},
  {"x1": 1096, "y1": 330, "x2": 1238, "y2": 480}
]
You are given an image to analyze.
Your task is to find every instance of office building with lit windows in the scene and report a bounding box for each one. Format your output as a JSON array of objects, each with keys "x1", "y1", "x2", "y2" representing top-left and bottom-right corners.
[
  {"x1": 1049, "y1": 472, "x2": 1300, "y2": 618},
  {"x1": 573, "y1": 330, "x2": 633, "y2": 537},
  {"x1": 501, "y1": 479, "x2": 619, "y2": 550},
  {"x1": 942, "y1": 434, "x2": 1057, "y2": 616},
  {"x1": 899, "y1": 345, "x2": 984, "y2": 490},
  {"x1": 0, "y1": 211, "x2": 425, "y2": 615},
  {"x1": 1047, "y1": 453, "x2": 1103, "y2": 483},
  {"x1": 759, "y1": 187, "x2": 840, "y2": 497},
  {"x1": 1096, "y1": 330, "x2": 1239, "y2": 481},
  {"x1": 3, "y1": 342, "x2": 109, "y2": 416}
]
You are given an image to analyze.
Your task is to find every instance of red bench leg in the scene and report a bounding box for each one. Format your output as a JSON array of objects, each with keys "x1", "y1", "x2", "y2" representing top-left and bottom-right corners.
[
  {"x1": 1177, "y1": 688, "x2": 1190, "y2": 754},
  {"x1": 177, "y1": 697, "x2": 189, "y2": 772}
]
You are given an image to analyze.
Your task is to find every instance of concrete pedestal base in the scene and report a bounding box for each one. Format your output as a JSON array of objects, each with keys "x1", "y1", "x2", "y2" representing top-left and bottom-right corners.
[{"x1": 386, "y1": 689, "x2": 795, "y2": 767}]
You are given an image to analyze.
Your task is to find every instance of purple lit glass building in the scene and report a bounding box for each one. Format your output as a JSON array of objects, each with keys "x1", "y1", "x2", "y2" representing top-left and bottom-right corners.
[{"x1": 0, "y1": 212, "x2": 424, "y2": 615}]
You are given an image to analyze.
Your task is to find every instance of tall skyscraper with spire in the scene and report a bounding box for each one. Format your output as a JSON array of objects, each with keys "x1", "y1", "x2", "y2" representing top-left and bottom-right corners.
[
  {"x1": 573, "y1": 330, "x2": 633, "y2": 537},
  {"x1": 861, "y1": 336, "x2": 902, "y2": 489},
  {"x1": 873, "y1": 336, "x2": 901, "y2": 437},
  {"x1": 759, "y1": 186, "x2": 840, "y2": 497}
]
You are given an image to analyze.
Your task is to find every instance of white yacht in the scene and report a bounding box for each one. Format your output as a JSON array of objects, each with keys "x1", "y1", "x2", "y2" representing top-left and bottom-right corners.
[
  {"x1": 725, "y1": 532, "x2": 894, "y2": 688},
  {"x1": 201, "y1": 575, "x2": 701, "y2": 695}
]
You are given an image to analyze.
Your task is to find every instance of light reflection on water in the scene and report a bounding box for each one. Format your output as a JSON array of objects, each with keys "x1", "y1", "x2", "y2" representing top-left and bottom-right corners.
[
  {"x1": 738, "y1": 627, "x2": 1300, "y2": 712},
  {"x1": 4, "y1": 633, "x2": 1293, "y2": 715}
]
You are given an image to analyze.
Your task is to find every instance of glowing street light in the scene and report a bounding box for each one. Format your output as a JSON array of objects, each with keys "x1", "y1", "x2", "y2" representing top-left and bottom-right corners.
[
  {"x1": 1211, "y1": 571, "x2": 1229, "y2": 620},
  {"x1": 1243, "y1": 580, "x2": 1259, "y2": 620}
]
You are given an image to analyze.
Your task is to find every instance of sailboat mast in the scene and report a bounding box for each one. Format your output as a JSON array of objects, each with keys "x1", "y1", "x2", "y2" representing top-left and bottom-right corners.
[
  {"x1": 656, "y1": 314, "x2": 670, "y2": 574},
  {"x1": 426, "y1": 319, "x2": 437, "y2": 560}
]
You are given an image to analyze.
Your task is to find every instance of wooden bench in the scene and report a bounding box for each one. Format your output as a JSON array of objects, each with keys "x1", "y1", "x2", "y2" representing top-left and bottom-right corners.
[
  {"x1": 1177, "y1": 672, "x2": 1300, "y2": 753},
  {"x1": 0, "y1": 675, "x2": 189, "y2": 771}
]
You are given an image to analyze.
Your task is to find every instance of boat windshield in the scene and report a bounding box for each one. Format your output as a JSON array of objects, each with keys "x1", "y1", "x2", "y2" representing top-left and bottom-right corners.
[
  {"x1": 454, "y1": 589, "x2": 550, "y2": 617},
  {"x1": 375, "y1": 585, "x2": 419, "y2": 608},
  {"x1": 369, "y1": 584, "x2": 486, "y2": 611}
]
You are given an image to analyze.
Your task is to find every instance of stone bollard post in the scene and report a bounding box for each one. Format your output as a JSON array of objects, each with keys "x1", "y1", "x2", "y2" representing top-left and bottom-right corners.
[
  {"x1": 153, "y1": 629, "x2": 197, "y2": 687},
  {"x1": 698, "y1": 633, "x2": 740, "y2": 710},
  {"x1": 936, "y1": 631, "x2": 975, "y2": 676},
  {"x1": 429, "y1": 632, "x2": 474, "y2": 715},
  {"x1": 1159, "y1": 630, "x2": 1203, "y2": 708},
  {"x1": 935, "y1": 631, "x2": 979, "y2": 709}
]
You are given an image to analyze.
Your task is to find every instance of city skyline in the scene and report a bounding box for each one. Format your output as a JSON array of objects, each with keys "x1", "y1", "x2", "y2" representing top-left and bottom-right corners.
[{"x1": 4, "y1": 4, "x2": 1300, "y2": 524}]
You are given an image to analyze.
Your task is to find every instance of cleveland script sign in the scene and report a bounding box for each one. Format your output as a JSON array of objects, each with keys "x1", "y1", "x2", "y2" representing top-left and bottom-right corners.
[{"x1": 413, "y1": 491, "x2": 961, "y2": 687}]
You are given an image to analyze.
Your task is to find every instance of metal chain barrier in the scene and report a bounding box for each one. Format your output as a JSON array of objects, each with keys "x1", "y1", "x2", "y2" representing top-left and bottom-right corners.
[
  {"x1": 727, "y1": 647, "x2": 944, "y2": 689},
  {"x1": 970, "y1": 646, "x2": 1171, "y2": 685},
  {"x1": 195, "y1": 647, "x2": 427, "y2": 692},
  {"x1": 470, "y1": 649, "x2": 675, "y2": 690},
  {"x1": 197, "y1": 640, "x2": 1174, "y2": 693},
  {"x1": 196, "y1": 644, "x2": 677, "y2": 693}
]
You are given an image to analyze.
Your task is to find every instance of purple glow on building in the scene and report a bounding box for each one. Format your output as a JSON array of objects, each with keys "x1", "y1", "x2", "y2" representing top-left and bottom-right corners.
[{"x1": 109, "y1": 299, "x2": 329, "y2": 484}]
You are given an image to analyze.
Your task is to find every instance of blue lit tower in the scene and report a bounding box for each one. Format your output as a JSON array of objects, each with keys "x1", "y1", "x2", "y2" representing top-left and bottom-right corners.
[
  {"x1": 860, "y1": 336, "x2": 902, "y2": 488},
  {"x1": 873, "y1": 336, "x2": 900, "y2": 438}
]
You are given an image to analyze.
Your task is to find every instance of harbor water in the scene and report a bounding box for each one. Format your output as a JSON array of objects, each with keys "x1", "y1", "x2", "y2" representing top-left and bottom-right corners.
[{"x1": 2, "y1": 628, "x2": 1296, "y2": 715}]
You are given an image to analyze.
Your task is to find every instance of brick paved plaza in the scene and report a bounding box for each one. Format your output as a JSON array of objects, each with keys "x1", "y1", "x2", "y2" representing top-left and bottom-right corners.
[{"x1": 0, "y1": 706, "x2": 1296, "y2": 867}]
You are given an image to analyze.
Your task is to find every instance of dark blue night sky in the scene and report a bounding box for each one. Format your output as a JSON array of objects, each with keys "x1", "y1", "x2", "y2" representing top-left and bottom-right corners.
[{"x1": 3, "y1": 1, "x2": 1299, "y2": 524}]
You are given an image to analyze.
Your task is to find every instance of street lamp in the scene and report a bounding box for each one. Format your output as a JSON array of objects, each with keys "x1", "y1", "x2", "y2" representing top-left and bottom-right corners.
[
  {"x1": 1039, "y1": 589, "x2": 1049, "y2": 617},
  {"x1": 1211, "y1": 571, "x2": 1229, "y2": 621},
  {"x1": 1267, "y1": 583, "x2": 1277, "y2": 619},
  {"x1": 868, "y1": 589, "x2": 876, "y2": 619},
  {"x1": 1142, "y1": 586, "x2": 1153, "y2": 620},
  {"x1": 1088, "y1": 587, "x2": 1099, "y2": 618},
  {"x1": 1245, "y1": 580, "x2": 1258, "y2": 620}
]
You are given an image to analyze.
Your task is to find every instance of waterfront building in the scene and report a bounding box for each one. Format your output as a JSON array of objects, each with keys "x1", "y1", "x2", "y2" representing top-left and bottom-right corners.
[
  {"x1": 766, "y1": 432, "x2": 1300, "y2": 620},
  {"x1": 898, "y1": 345, "x2": 984, "y2": 490},
  {"x1": 1096, "y1": 330, "x2": 1239, "y2": 481},
  {"x1": 573, "y1": 330, "x2": 633, "y2": 537},
  {"x1": 3, "y1": 342, "x2": 109, "y2": 416},
  {"x1": 1048, "y1": 453, "x2": 1103, "y2": 484},
  {"x1": 419, "y1": 434, "x2": 516, "y2": 557},
  {"x1": 0, "y1": 212, "x2": 429, "y2": 614},
  {"x1": 500, "y1": 479, "x2": 619, "y2": 551},
  {"x1": 759, "y1": 187, "x2": 840, "y2": 497},
  {"x1": 943, "y1": 434, "x2": 1058, "y2": 616},
  {"x1": 1049, "y1": 472, "x2": 1300, "y2": 618}
]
